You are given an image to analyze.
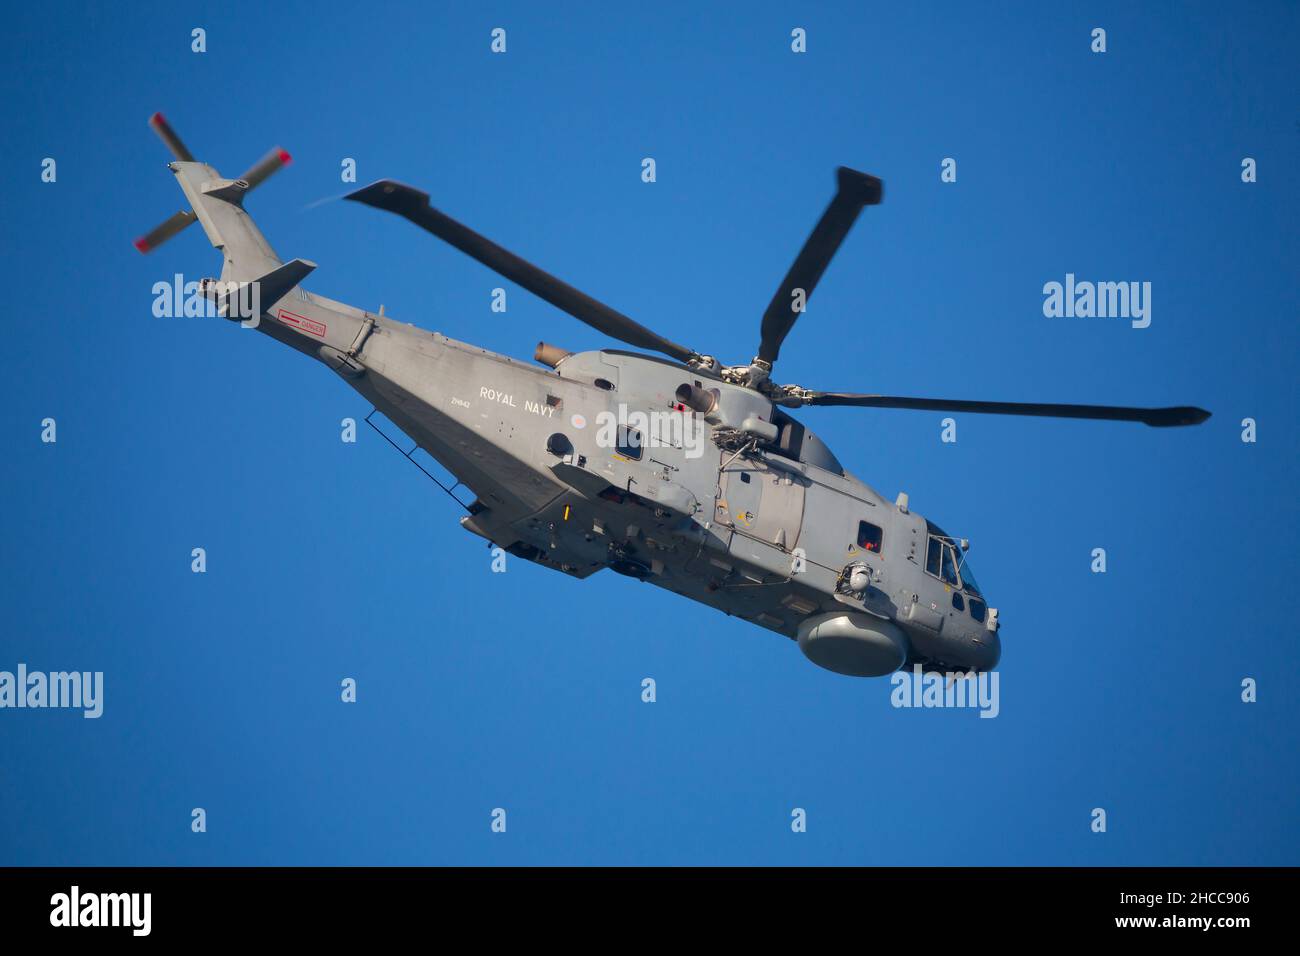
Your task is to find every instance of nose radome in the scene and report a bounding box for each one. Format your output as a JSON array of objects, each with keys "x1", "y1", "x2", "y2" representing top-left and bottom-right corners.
[{"x1": 974, "y1": 627, "x2": 1001, "y2": 671}]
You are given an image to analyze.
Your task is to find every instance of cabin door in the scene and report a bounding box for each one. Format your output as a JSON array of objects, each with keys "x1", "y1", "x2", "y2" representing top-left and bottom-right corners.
[{"x1": 718, "y1": 457, "x2": 805, "y2": 552}]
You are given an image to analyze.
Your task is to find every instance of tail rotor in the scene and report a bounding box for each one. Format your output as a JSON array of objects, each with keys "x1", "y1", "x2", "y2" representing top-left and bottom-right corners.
[{"x1": 134, "y1": 112, "x2": 291, "y2": 254}]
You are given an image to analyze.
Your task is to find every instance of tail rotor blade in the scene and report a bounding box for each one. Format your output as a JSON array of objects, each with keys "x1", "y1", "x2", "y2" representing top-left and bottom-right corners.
[
  {"x1": 134, "y1": 209, "x2": 198, "y2": 254},
  {"x1": 239, "y1": 147, "x2": 292, "y2": 190},
  {"x1": 148, "y1": 112, "x2": 195, "y2": 162}
]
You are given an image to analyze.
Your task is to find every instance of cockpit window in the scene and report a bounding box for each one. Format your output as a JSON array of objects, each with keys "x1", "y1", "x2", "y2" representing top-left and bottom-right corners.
[
  {"x1": 856, "y1": 521, "x2": 883, "y2": 554},
  {"x1": 925, "y1": 532, "x2": 963, "y2": 588},
  {"x1": 924, "y1": 521, "x2": 983, "y2": 596},
  {"x1": 940, "y1": 541, "x2": 960, "y2": 586}
]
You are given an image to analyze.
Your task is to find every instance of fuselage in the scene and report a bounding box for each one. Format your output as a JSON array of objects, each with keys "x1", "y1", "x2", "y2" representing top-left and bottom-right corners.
[{"x1": 247, "y1": 285, "x2": 1001, "y2": 677}]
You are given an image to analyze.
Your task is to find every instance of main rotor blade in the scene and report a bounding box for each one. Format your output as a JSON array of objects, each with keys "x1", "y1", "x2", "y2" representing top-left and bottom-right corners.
[
  {"x1": 799, "y1": 393, "x2": 1211, "y2": 427},
  {"x1": 148, "y1": 112, "x2": 194, "y2": 162},
  {"x1": 346, "y1": 180, "x2": 698, "y2": 364},
  {"x1": 756, "y1": 167, "x2": 882, "y2": 367}
]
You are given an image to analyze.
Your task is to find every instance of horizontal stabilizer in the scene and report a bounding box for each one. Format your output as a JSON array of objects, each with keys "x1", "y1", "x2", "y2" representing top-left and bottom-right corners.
[
  {"x1": 254, "y1": 258, "x2": 316, "y2": 308},
  {"x1": 203, "y1": 258, "x2": 317, "y2": 319}
]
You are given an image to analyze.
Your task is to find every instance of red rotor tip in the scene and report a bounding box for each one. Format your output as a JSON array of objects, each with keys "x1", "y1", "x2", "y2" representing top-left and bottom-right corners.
[
  {"x1": 150, "y1": 112, "x2": 164, "y2": 126},
  {"x1": 133, "y1": 237, "x2": 151, "y2": 253},
  {"x1": 277, "y1": 149, "x2": 292, "y2": 165}
]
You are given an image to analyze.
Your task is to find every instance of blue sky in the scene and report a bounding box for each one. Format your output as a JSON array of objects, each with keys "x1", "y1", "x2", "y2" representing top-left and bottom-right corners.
[{"x1": 1, "y1": 1, "x2": 1297, "y2": 865}]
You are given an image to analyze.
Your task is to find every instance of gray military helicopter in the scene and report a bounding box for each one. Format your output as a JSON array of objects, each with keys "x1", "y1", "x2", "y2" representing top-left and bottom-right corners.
[{"x1": 137, "y1": 114, "x2": 1209, "y2": 678}]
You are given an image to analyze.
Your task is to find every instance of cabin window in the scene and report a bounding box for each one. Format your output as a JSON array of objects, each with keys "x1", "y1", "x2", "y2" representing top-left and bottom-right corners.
[
  {"x1": 616, "y1": 426, "x2": 643, "y2": 460},
  {"x1": 926, "y1": 536, "x2": 942, "y2": 576},
  {"x1": 856, "y1": 520, "x2": 883, "y2": 554},
  {"x1": 952, "y1": 592, "x2": 965, "y2": 611},
  {"x1": 968, "y1": 597, "x2": 987, "y2": 623}
]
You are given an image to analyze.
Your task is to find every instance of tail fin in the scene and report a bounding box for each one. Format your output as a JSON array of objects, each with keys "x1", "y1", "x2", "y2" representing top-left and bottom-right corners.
[
  {"x1": 134, "y1": 112, "x2": 291, "y2": 278},
  {"x1": 169, "y1": 160, "x2": 283, "y2": 282}
]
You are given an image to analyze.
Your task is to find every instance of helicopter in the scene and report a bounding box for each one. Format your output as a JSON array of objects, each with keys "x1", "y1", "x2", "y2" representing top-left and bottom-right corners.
[{"x1": 135, "y1": 113, "x2": 1210, "y2": 678}]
